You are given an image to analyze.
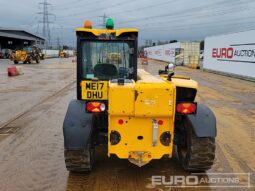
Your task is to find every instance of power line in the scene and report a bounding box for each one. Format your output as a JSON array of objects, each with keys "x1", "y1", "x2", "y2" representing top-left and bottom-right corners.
[
  {"x1": 55, "y1": 0, "x2": 253, "y2": 30},
  {"x1": 47, "y1": 0, "x2": 255, "y2": 45},
  {"x1": 135, "y1": 5, "x2": 255, "y2": 29},
  {"x1": 140, "y1": 21, "x2": 255, "y2": 33},
  {"x1": 52, "y1": 0, "x2": 82, "y2": 8},
  {"x1": 110, "y1": 0, "x2": 175, "y2": 16},
  {"x1": 55, "y1": 0, "x2": 246, "y2": 25},
  {"x1": 140, "y1": 23, "x2": 255, "y2": 43},
  {"x1": 56, "y1": 0, "x2": 176, "y2": 22},
  {"x1": 116, "y1": 0, "x2": 250, "y2": 26},
  {"x1": 56, "y1": 0, "x2": 133, "y2": 19},
  {"x1": 141, "y1": 16, "x2": 255, "y2": 31},
  {"x1": 53, "y1": 0, "x2": 102, "y2": 11},
  {"x1": 38, "y1": 0, "x2": 55, "y2": 48}
]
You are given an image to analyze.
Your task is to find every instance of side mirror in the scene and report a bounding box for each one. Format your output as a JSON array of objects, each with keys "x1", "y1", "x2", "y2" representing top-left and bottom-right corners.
[
  {"x1": 167, "y1": 72, "x2": 175, "y2": 81},
  {"x1": 158, "y1": 70, "x2": 168, "y2": 75}
]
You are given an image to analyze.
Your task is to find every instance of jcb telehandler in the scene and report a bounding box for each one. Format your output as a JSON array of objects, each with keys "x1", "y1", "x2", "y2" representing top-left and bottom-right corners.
[
  {"x1": 63, "y1": 19, "x2": 216, "y2": 172},
  {"x1": 12, "y1": 46, "x2": 40, "y2": 64}
]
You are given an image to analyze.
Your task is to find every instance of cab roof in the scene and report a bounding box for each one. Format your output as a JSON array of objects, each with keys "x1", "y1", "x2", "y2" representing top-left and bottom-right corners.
[{"x1": 76, "y1": 28, "x2": 138, "y2": 37}]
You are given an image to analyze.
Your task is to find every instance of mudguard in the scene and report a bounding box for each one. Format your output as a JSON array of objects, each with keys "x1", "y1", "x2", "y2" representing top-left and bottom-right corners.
[
  {"x1": 63, "y1": 99, "x2": 93, "y2": 149},
  {"x1": 186, "y1": 104, "x2": 217, "y2": 138}
]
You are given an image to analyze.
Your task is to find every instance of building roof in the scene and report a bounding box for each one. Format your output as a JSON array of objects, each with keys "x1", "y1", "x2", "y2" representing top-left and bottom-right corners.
[{"x1": 0, "y1": 27, "x2": 45, "y2": 41}]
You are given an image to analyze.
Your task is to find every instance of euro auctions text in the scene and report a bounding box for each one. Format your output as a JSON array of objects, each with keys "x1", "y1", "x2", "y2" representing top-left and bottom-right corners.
[{"x1": 151, "y1": 173, "x2": 251, "y2": 188}]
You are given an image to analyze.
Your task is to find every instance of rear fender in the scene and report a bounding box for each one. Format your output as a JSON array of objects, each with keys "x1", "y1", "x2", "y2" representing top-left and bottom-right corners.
[
  {"x1": 186, "y1": 104, "x2": 217, "y2": 138},
  {"x1": 63, "y1": 99, "x2": 93, "y2": 149}
]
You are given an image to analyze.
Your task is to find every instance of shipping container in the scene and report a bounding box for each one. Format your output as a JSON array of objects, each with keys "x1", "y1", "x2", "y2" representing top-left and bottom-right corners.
[
  {"x1": 204, "y1": 30, "x2": 255, "y2": 80},
  {"x1": 42, "y1": 49, "x2": 75, "y2": 58},
  {"x1": 144, "y1": 41, "x2": 201, "y2": 67},
  {"x1": 42, "y1": 49, "x2": 59, "y2": 58}
]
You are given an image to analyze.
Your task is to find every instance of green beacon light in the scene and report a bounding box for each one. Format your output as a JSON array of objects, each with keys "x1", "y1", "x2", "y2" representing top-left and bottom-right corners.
[{"x1": 106, "y1": 18, "x2": 114, "y2": 29}]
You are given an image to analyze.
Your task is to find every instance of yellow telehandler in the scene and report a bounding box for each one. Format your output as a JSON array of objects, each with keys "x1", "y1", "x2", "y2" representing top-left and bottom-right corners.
[
  {"x1": 63, "y1": 19, "x2": 216, "y2": 172},
  {"x1": 12, "y1": 46, "x2": 40, "y2": 64}
]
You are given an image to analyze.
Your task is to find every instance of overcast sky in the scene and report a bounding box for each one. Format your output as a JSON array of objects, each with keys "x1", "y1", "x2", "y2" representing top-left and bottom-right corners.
[{"x1": 1, "y1": 0, "x2": 255, "y2": 46}]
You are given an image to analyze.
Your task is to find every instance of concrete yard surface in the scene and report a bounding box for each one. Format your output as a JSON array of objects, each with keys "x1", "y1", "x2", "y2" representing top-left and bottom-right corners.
[{"x1": 0, "y1": 58, "x2": 254, "y2": 191}]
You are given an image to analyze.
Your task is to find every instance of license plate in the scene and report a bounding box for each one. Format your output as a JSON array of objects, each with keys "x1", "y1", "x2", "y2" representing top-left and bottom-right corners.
[{"x1": 81, "y1": 81, "x2": 108, "y2": 100}]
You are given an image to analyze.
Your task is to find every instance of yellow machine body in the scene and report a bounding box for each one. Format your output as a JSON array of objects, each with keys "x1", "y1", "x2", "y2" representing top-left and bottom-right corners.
[
  {"x1": 75, "y1": 26, "x2": 199, "y2": 167},
  {"x1": 79, "y1": 68, "x2": 198, "y2": 166},
  {"x1": 13, "y1": 50, "x2": 27, "y2": 62},
  {"x1": 108, "y1": 78, "x2": 176, "y2": 166},
  {"x1": 59, "y1": 51, "x2": 65, "y2": 58},
  {"x1": 76, "y1": 28, "x2": 138, "y2": 37}
]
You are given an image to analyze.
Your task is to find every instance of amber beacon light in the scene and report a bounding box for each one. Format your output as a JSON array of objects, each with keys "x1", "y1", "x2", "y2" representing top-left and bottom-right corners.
[{"x1": 84, "y1": 20, "x2": 92, "y2": 29}]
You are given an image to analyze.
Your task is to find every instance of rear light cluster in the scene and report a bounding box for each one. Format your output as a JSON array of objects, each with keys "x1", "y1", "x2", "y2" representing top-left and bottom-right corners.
[
  {"x1": 176, "y1": 102, "x2": 197, "y2": 114},
  {"x1": 86, "y1": 102, "x2": 106, "y2": 113}
]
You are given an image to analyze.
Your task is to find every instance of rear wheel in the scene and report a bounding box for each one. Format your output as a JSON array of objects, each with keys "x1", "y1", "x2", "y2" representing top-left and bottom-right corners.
[
  {"x1": 64, "y1": 142, "x2": 95, "y2": 172},
  {"x1": 177, "y1": 120, "x2": 215, "y2": 172}
]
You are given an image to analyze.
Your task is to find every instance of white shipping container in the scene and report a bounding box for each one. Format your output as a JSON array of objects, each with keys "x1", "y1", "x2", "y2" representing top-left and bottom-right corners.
[
  {"x1": 42, "y1": 49, "x2": 75, "y2": 58},
  {"x1": 204, "y1": 30, "x2": 255, "y2": 79},
  {"x1": 42, "y1": 49, "x2": 59, "y2": 58}
]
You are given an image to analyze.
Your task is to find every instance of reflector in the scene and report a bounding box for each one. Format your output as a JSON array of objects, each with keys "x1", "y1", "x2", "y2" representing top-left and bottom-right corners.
[
  {"x1": 118, "y1": 119, "x2": 124, "y2": 125},
  {"x1": 158, "y1": 120, "x2": 163, "y2": 125}
]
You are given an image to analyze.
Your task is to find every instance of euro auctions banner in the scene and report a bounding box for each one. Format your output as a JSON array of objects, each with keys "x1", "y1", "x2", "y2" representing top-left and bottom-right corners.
[
  {"x1": 204, "y1": 30, "x2": 255, "y2": 79},
  {"x1": 212, "y1": 46, "x2": 255, "y2": 63},
  {"x1": 144, "y1": 42, "x2": 181, "y2": 63}
]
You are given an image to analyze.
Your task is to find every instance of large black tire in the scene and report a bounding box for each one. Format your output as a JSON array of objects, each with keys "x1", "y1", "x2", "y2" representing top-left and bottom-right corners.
[
  {"x1": 14, "y1": 61, "x2": 18, "y2": 64},
  {"x1": 64, "y1": 142, "x2": 95, "y2": 172},
  {"x1": 177, "y1": 120, "x2": 215, "y2": 172}
]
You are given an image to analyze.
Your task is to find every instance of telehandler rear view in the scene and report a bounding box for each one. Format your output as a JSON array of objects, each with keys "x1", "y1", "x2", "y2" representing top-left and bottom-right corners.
[{"x1": 63, "y1": 19, "x2": 216, "y2": 172}]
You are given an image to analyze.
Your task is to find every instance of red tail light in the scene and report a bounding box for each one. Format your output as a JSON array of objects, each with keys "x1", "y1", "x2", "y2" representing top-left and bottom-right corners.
[
  {"x1": 177, "y1": 102, "x2": 196, "y2": 114},
  {"x1": 86, "y1": 102, "x2": 106, "y2": 113}
]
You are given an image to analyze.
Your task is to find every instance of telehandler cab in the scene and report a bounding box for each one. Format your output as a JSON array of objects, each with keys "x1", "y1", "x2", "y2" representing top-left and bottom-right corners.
[{"x1": 63, "y1": 19, "x2": 216, "y2": 172}]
